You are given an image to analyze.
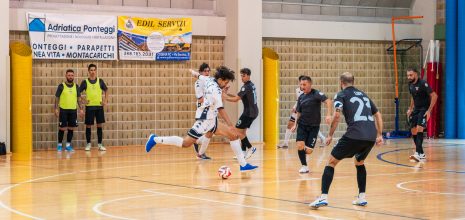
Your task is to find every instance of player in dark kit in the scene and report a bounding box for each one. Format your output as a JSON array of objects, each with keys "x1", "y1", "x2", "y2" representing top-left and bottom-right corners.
[
  {"x1": 223, "y1": 68, "x2": 259, "y2": 159},
  {"x1": 310, "y1": 72, "x2": 383, "y2": 209},
  {"x1": 290, "y1": 76, "x2": 332, "y2": 173},
  {"x1": 406, "y1": 68, "x2": 437, "y2": 162}
]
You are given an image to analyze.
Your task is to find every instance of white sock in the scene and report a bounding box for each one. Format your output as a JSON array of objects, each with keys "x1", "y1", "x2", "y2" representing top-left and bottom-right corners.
[
  {"x1": 358, "y1": 193, "x2": 366, "y2": 199},
  {"x1": 320, "y1": 194, "x2": 328, "y2": 199},
  {"x1": 199, "y1": 137, "x2": 210, "y2": 155},
  {"x1": 318, "y1": 131, "x2": 325, "y2": 140},
  {"x1": 196, "y1": 135, "x2": 205, "y2": 145},
  {"x1": 154, "y1": 136, "x2": 183, "y2": 147},
  {"x1": 230, "y1": 139, "x2": 247, "y2": 166},
  {"x1": 66, "y1": 142, "x2": 70, "y2": 147},
  {"x1": 58, "y1": 143, "x2": 62, "y2": 146},
  {"x1": 284, "y1": 129, "x2": 292, "y2": 145}
]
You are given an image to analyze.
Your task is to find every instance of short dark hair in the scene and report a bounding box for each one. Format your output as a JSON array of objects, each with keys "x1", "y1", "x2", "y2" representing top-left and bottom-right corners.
[
  {"x1": 66, "y1": 69, "x2": 74, "y2": 74},
  {"x1": 199, "y1": 63, "x2": 210, "y2": 72},
  {"x1": 88, "y1": 64, "x2": 97, "y2": 71},
  {"x1": 407, "y1": 67, "x2": 418, "y2": 74},
  {"x1": 298, "y1": 75, "x2": 306, "y2": 81},
  {"x1": 215, "y1": 66, "x2": 235, "y2": 82},
  {"x1": 240, "y1": 68, "x2": 251, "y2": 75},
  {"x1": 300, "y1": 75, "x2": 312, "y2": 82},
  {"x1": 340, "y1": 72, "x2": 354, "y2": 84}
]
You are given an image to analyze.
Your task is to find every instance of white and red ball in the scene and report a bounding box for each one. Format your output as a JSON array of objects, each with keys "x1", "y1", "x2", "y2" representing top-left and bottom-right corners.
[{"x1": 218, "y1": 166, "x2": 231, "y2": 179}]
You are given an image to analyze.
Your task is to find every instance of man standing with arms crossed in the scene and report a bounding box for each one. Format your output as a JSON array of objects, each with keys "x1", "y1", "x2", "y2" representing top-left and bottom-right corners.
[
  {"x1": 55, "y1": 69, "x2": 83, "y2": 152},
  {"x1": 80, "y1": 64, "x2": 109, "y2": 151}
]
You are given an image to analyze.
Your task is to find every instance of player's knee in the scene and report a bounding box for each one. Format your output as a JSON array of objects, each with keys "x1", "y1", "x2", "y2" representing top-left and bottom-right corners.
[
  {"x1": 205, "y1": 132, "x2": 213, "y2": 138},
  {"x1": 354, "y1": 159, "x2": 364, "y2": 166},
  {"x1": 327, "y1": 156, "x2": 339, "y2": 167},
  {"x1": 296, "y1": 142, "x2": 305, "y2": 150}
]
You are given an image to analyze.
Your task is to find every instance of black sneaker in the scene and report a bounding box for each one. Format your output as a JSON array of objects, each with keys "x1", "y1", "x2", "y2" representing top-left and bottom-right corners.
[
  {"x1": 193, "y1": 143, "x2": 200, "y2": 154},
  {"x1": 197, "y1": 153, "x2": 211, "y2": 160}
]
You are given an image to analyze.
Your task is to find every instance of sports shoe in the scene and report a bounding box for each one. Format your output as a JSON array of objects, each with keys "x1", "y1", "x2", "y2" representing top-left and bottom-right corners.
[
  {"x1": 409, "y1": 152, "x2": 424, "y2": 162},
  {"x1": 193, "y1": 143, "x2": 200, "y2": 154},
  {"x1": 65, "y1": 146, "x2": 74, "y2": 152},
  {"x1": 352, "y1": 196, "x2": 368, "y2": 206},
  {"x1": 98, "y1": 144, "x2": 106, "y2": 151},
  {"x1": 419, "y1": 153, "x2": 426, "y2": 161},
  {"x1": 299, "y1": 165, "x2": 310, "y2": 173},
  {"x1": 245, "y1": 146, "x2": 257, "y2": 159},
  {"x1": 240, "y1": 163, "x2": 258, "y2": 172},
  {"x1": 319, "y1": 137, "x2": 326, "y2": 147},
  {"x1": 197, "y1": 153, "x2": 211, "y2": 160},
  {"x1": 85, "y1": 143, "x2": 91, "y2": 151},
  {"x1": 57, "y1": 145, "x2": 62, "y2": 152},
  {"x1": 277, "y1": 144, "x2": 288, "y2": 149},
  {"x1": 309, "y1": 196, "x2": 328, "y2": 209},
  {"x1": 145, "y1": 134, "x2": 157, "y2": 152}
]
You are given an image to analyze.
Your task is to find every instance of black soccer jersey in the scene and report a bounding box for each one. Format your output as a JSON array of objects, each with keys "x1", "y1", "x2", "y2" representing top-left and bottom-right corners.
[
  {"x1": 238, "y1": 81, "x2": 259, "y2": 118},
  {"x1": 296, "y1": 89, "x2": 328, "y2": 126},
  {"x1": 409, "y1": 79, "x2": 433, "y2": 111},
  {"x1": 334, "y1": 86, "x2": 378, "y2": 141}
]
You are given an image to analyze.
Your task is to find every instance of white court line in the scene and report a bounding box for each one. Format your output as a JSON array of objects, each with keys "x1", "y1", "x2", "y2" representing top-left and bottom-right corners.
[
  {"x1": 92, "y1": 194, "x2": 154, "y2": 220},
  {"x1": 143, "y1": 189, "x2": 340, "y2": 220},
  {"x1": 396, "y1": 179, "x2": 465, "y2": 196},
  {"x1": 0, "y1": 172, "x2": 76, "y2": 220}
]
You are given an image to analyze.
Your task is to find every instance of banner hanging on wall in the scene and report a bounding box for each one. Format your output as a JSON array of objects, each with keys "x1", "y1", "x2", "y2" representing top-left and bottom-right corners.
[
  {"x1": 27, "y1": 12, "x2": 117, "y2": 60},
  {"x1": 118, "y1": 16, "x2": 192, "y2": 61}
]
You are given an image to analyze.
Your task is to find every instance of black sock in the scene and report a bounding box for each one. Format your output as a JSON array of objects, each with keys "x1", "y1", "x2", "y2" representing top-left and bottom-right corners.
[
  {"x1": 356, "y1": 165, "x2": 367, "y2": 194},
  {"x1": 412, "y1": 135, "x2": 417, "y2": 146},
  {"x1": 86, "y1": 128, "x2": 91, "y2": 143},
  {"x1": 416, "y1": 132, "x2": 424, "y2": 154},
  {"x1": 240, "y1": 139, "x2": 247, "y2": 151},
  {"x1": 66, "y1": 130, "x2": 74, "y2": 143},
  {"x1": 58, "y1": 130, "x2": 64, "y2": 144},
  {"x1": 321, "y1": 166, "x2": 335, "y2": 194},
  {"x1": 97, "y1": 127, "x2": 103, "y2": 144},
  {"x1": 298, "y1": 149, "x2": 307, "y2": 166},
  {"x1": 241, "y1": 136, "x2": 252, "y2": 150}
]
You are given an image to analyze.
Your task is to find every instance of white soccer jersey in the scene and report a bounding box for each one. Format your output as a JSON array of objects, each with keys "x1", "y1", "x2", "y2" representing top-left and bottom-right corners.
[
  {"x1": 194, "y1": 78, "x2": 206, "y2": 99},
  {"x1": 195, "y1": 77, "x2": 223, "y2": 120}
]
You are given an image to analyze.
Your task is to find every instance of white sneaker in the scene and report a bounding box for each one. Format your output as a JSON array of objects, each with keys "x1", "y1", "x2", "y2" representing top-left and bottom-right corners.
[
  {"x1": 409, "y1": 152, "x2": 421, "y2": 162},
  {"x1": 299, "y1": 165, "x2": 310, "y2": 173},
  {"x1": 245, "y1": 147, "x2": 257, "y2": 159},
  {"x1": 419, "y1": 153, "x2": 426, "y2": 161},
  {"x1": 352, "y1": 195, "x2": 368, "y2": 206},
  {"x1": 309, "y1": 196, "x2": 328, "y2": 209},
  {"x1": 98, "y1": 144, "x2": 106, "y2": 151},
  {"x1": 85, "y1": 143, "x2": 91, "y2": 151},
  {"x1": 319, "y1": 137, "x2": 326, "y2": 147}
]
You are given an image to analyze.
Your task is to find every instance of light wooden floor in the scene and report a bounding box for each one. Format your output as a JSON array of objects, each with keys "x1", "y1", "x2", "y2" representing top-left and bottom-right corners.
[{"x1": 1, "y1": 139, "x2": 464, "y2": 219}]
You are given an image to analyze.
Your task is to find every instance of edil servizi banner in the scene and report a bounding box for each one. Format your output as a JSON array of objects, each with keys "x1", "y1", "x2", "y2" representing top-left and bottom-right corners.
[
  {"x1": 118, "y1": 16, "x2": 192, "y2": 61},
  {"x1": 27, "y1": 12, "x2": 117, "y2": 60}
]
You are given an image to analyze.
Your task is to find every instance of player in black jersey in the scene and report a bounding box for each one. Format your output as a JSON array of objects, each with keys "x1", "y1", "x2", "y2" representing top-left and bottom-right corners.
[
  {"x1": 290, "y1": 76, "x2": 332, "y2": 173},
  {"x1": 406, "y1": 68, "x2": 437, "y2": 162},
  {"x1": 310, "y1": 72, "x2": 383, "y2": 209},
  {"x1": 223, "y1": 68, "x2": 259, "y2": 159}
]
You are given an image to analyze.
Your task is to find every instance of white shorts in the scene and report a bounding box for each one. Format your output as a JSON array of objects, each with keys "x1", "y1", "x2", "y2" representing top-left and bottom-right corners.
[{"x1": 187, "y1": 118, "x2": 218, "y2": 139}]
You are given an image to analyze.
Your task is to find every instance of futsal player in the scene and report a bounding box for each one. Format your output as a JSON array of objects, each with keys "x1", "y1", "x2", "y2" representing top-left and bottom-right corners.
[
  {"x1": 145, "y1": 66, "x2": 258, "y2": 172},
  {"x1": 54, "y1": 69, "x2": 83, "y2": 152},
  {"x1": 278, "y1": 75, "x2": 326, "y2": 149},
  {"x1": 291, "y1": 76, "x2": 332, "y2": 173},
  {"x1": 309, "y1": 72, "x2": 383, "y2": 209},
  {"x1": 223, "y1": 68, "x2": 259, "y2": 159},
  {"x1": 406, "y1": 68, "x2": 437, "y2": 162}
]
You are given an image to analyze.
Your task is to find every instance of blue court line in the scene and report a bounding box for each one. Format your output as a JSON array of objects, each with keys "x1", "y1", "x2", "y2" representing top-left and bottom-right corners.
[{"x1": 376, "y1": 144, "x2": 465, "y2": 174}]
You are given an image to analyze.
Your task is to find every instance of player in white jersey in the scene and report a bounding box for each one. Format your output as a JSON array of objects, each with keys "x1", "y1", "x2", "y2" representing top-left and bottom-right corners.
[
  {"x1": 145, "y1": 66, "x2": 259, "y2": 172},
  {"x1": 278, "y1": 76, "x2": 326, "y2": 149},
  {"x1": 191, "y1": 63, "x2": 213, "y2": 160}
]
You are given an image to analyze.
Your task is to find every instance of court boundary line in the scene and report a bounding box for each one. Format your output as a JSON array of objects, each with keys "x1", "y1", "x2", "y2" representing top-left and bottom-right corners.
[{"x1": 396, "y1": 179, "x2": 465, "y2": 196}]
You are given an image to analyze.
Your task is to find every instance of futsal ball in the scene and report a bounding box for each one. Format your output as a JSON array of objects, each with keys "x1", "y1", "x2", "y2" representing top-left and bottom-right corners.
[{"x1": 218, "y1": 166, "x2": 232, "y2": 179}]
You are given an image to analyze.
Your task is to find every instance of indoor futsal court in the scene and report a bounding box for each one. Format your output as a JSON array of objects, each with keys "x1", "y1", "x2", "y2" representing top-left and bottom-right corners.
[{"x1": 1, "y1": 0, "x2": 465, "y2": 219}]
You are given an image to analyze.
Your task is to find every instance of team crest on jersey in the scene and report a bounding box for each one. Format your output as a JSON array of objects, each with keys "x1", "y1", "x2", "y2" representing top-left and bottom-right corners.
[
  {"x1": 319, "y1": 92, "x2": 324, "y2": 96},
  {"x1": 237, "y1": 120, "x2": 242, "y2": 125},
  {"x1": 241, "y1": 87, "x2": 245, "y2": 91},
  {"x1": 415, "y1": 87, "x2": 419, "y2": 91}
]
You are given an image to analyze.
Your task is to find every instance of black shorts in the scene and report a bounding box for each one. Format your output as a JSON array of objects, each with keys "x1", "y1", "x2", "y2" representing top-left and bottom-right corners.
[
  {"x1": 409, "y1": 109, "x2": 427, "y2": 128},
  {"x1": 331, "y1": 136, "x2": 375, "y2": 162},
  {"x1": 59, "y1": 110, "x2": 78, "y2": 128},
  {"x1": 296, "y1": 124, "x2": 319, "y2": 148},
  {"x1": 235, "y1": 115, "x2": 257, "y2": 129},
  {"x1": 85, "y1": 107, "x2": 105, "y2": 125}
]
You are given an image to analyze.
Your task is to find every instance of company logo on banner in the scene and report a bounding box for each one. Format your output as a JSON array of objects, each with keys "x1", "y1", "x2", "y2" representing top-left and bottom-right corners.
[
  {"x1": 118, "y1": 16, "x2": 192, "y2": 61},
  {"x1": 27, "y1": 13, "x2": 117, "y2": 60}
]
